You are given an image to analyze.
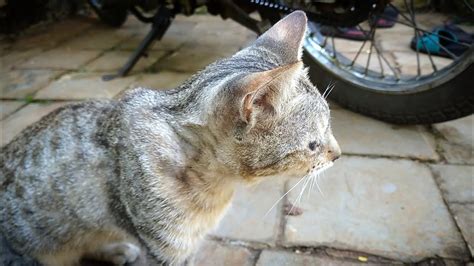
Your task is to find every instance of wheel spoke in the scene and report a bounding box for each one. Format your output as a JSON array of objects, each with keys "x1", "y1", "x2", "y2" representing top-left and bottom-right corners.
[
  {"x1": 364, "y1": 23, "x2": 377, "y2": 75},
  {"x1": 351, "y1": 25, "x2": 370, "y2": 67},
  {"x1": 380, "y1": 12, "x2": 460, "y2": 59},
  {"x1": 388, "y1": 3, "x2": 471, "y2": 47},
  {"x1": 374, "y1": 41, "x2": 385, "y2": 77},
  {"x1": 331, "y1": 35, "x2": 337, "y2": 59},
  {"x1": 405, "y1": 0, "x2": 421, "y2": 77},
  {"x1": 405, "y1": 3, "x2": 438, "y2": 73},
  {"x1": 322, "y1": 34, "x2": 329, "y2": 48}
]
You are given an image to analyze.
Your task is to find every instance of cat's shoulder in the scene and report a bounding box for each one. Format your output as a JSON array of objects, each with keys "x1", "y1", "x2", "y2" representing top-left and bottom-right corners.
[{"x1": 119, "y1": 87, "x2": 158, "y2": 106}]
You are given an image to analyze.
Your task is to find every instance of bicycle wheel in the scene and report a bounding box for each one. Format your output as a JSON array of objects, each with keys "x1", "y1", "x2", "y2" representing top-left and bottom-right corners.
[{"x1": 303, "y1": 1, "x2": 473, "y2": 124}]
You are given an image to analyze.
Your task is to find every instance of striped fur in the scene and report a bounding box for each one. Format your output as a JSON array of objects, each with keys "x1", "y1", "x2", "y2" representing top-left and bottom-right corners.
[{"x1": 0, "y1": 11, "x2": 340, "y2": 265}]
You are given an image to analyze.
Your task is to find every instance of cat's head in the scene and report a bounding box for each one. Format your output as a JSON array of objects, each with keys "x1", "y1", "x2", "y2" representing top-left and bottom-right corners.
[{"x1": 206, "y1": 11, "x2": 341, "y2": 182}]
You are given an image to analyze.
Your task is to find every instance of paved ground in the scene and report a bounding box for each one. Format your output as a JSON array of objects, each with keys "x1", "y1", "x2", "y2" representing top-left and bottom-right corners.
[{"x1": 1, "y1": 11, "x2": 473, "y2": 265}]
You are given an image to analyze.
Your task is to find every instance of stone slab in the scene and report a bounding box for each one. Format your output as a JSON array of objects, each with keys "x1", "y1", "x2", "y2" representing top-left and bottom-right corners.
[
  {"x1": 0, "y1": 101, "x2": 25, "y2": 120},
  {"x1": 118, "y1": 20, "x2": 196, "y2": 51},
  {"x1": 134, "y1": 72, "x2": 191, "y2": 90},
  {"x1": 0, "y1": 49, "x2": 43, "y2": 72},
  {"x1": 434, "y1": 115, "x2": 473, "y2": 149},
  {"x1": 439, "y1": 140, "x2": 474, "y2": 165},
  {"x1": 283, "y1": 156, "x2": 468, "y2": 261},
  {"x1": 331, "y1": 108, "x2": 438, "y2": 160},
  {"x1": 332, "y1": 38, "x2": 369, "y2": 53},
  {"x1": 17, "y1": 49, "x2": 101, "y2": 70},
  {"x1": 84, "y1": 50, "x2": 166, "y2": 72},
  {"x1": 11, "y1": 18, "x2": 93, "y2": 50},
  {"x1": 35, "y1": 73, "x2": 136, "y2": 100},
  {"x1": 376, "y1": 24, "x2": 414, "y2": 53},
  {"x1": 61, "y1": 28, "x2": 133, "y2": 50},
  {"x1": 393, "y1": 51, "x2": 452, "y2": 77},
  {"x1": 450, "y1": 204, "x2": 474, "y2": 256},
  {"x1": 256, "y1": 250, "x2": 371, "y2": 266},
  {"x1": 1, "y1": 102, "x2": 71, "y2": 146},
  {"x1": 190, "y1": 240, "x2": 254, "y2": 266},
  {"x1": 431, "y1": 164, "x2": 474, "y2": 203},
  {"x1": 0, "y1": 70, "x2": 63, "y2": 99},
  {"x1": 213, "y1": 177, "x2": 286, "y2": 244},
  {"x1": 155, "y1": 46, "x2": 232, "y2": 73}
]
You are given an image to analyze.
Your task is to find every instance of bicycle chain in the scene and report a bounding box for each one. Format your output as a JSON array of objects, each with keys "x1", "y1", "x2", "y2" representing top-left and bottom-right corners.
[{"x1": 248, "y1": 0, "x2": 293, "y2": 13}]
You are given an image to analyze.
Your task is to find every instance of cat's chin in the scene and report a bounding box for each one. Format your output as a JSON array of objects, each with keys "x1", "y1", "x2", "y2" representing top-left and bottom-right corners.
[{"x1": 313, "y1": 161, "x2": 334, "y2": 175}]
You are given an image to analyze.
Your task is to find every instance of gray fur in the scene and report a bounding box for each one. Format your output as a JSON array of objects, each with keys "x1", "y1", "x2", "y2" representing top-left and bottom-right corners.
[{"x1": 0, "y1": 11, "x2": 340, "y2": 266}]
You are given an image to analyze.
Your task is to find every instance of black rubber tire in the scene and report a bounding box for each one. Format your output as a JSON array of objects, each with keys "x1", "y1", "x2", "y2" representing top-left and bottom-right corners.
[
  {"x1": 303, "y1": 50, "x2": 474, "y2": 125},
  {"x1": 88, "y1": 1, "x2": 128, "y2": 27}
]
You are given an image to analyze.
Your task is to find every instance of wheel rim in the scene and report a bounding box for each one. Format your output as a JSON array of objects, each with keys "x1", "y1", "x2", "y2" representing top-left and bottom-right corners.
[{"x1": 303, "y1": 1, "x2": 474, "y2": 94}]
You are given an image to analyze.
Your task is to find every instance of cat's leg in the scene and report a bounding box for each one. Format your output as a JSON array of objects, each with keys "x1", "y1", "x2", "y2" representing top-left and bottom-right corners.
[{"x1": 86, "y1": 242, "x2": 142, "y2": 266}]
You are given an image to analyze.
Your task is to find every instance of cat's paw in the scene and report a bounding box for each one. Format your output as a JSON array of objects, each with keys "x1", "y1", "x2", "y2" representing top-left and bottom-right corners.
[{"x1": 101, "y1": 242, "x2": 141, "y2": 266}]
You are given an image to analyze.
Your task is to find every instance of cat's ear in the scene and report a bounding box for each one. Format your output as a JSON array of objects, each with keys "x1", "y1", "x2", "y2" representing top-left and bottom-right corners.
[
  {"x1": 255, "y1": 11, "x2": 307, "y2": 63},
  {"x1": 239, "y1": 61, "x2": 303, "y2": 124}
]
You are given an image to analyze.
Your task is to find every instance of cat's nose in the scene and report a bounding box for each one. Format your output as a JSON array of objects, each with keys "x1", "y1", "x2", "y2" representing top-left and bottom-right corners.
[
  {"x1": 327, "y1": 134, "x2": 341, "y2": 162},
  {"x1": 328, "y1": 148, "x2": 341, "y2": 161}
]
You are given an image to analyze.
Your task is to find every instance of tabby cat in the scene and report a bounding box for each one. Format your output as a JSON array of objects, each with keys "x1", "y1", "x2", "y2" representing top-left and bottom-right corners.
[{"x1": 0, "y1": 11, "x2": 341, "y2": 266}]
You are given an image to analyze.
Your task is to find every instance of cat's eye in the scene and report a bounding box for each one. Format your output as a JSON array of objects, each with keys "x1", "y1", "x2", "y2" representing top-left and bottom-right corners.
[{"x1": 308, "y1": 141, "x2": 319, "y2": 151}]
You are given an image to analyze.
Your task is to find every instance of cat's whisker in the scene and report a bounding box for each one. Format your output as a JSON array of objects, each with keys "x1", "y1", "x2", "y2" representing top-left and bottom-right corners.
[
  {"x1": 307, "y1": 171, "x2": 317, "y2": 198},
  {"x1": 315, "y1": 174, "x2": 325, "y2": 198},
  {"x1": 324, "y1": 84, "x2": 336, "y2": 99},
  {"x1": 288, "y1": 175, "x2": 310, "y2": 215},
  {"x1": 322, "y1": 86, "x2": 331, "y2": 99},
  {"x1": 299, "y1": 175, "x2": 311, "y2": 202},
  {"x1": 307, "y1": 175, "x2": 313, "y2": 199},
  {"x1": 322, "y1": 80, "x2": 336, "y2": 99},
  {"x1": 263, "y1": 175, "x2": 307, "y2": 218}
]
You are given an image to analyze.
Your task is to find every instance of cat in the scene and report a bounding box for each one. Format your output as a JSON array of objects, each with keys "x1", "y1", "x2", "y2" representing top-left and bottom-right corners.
[{"x1": 0, "y1": 11, "x2": 341, "y2": 266}]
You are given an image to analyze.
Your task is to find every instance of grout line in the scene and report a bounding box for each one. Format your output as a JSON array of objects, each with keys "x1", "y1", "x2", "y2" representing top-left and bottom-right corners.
[
  {"x1": 275, "y1": 180, "x2": 289, "y2": 247},
  {"x1": 426, "y1": 165, "x2": 473, "y2": 260},
  {"x1": 0, "y1": 102, "x2": 28, "y2": 122}
]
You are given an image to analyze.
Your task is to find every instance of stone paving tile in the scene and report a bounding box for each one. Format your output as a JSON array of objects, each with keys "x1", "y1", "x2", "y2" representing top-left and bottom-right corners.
[
  {"x1": 0, "y1": 69, "x2": 64, "y2": 99},
  {"x1": 450, "y1": 204, "x2": 474, "y2": 256},
  {"x1": 393, "y1": 51, "x2": 452, "y2": 77},
  {"x1": 0, "y1": 49, "x2": 43, "y2": 72},
  {"x1": 117, "y1": 19, "x2": 197, "y2": 51},
  {"x1": 0, "y1": 101, "x2": 25, "y2": 120},
  {"x1": 436, "y1": 116, "x2": 474, "y2": 164},
  {"x1": 0, "y1": 102, "x2": 71, "y2": 146},
  {"x1": 256, "y1": 250, "x2": 372, "y2": 266},
  {"x1": 61, "y1": 28, "x2": 133, "y2": 50},
  {"x1": 332, "y1": 39, "x2": 369, "y2": 53},
  {"x1": 16, "y1": 49, "x2": 102, "y2": 70},
  {"x1": 134, "y1": 71, "x2": 191, "y2": 90},
  {"x1": 443, "y1": 259, "x2": 466, "y2": 266},
  {"x1": 439, "y1": 140, "x2": 474, "y2": 165},
  {"x1": 181, "y1": 24, "x2": 250, "y2": 54},
  {"x1": 155, "y1": 48, "x2": 228, "y2": 73},
  {"x1": 190, "y1": 240, "x2": 255, "y2": 266},
  {"x1": 376, "y1": 24, "x2": 414, "y2": 53},
  {"x1": 434, "y1": 115, "x2": 473, "y2": 149},
  {"x1": 331, "y1": 108, "x2": 438, "y2": 160},
  {"x1": 118, "y1": 32, "x2": 185, "y2": 52},
  {"x1": 283, "y1": 156, "x2": 468, "y2": 261},
  {"x1": 10, "y1": 17, "x2": 93, "y2": 50},
  {"x1": 84, "y1": 50, "x2": 166, "y2": 73},
  {"x1": 213, "y1": 176, "x2": 286, "y2": 244},
  {"x1": 35, "y1": 73, "x2": 136, "y2": 100},
  {"x1": 431, "y1": 164, "x2": 474, "y2": 203}
]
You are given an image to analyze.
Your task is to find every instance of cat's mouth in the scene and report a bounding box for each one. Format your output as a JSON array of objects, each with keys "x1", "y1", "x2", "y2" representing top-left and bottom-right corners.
[{"x1": 310, "y1": 161, "x2": 334, "y2": 175}]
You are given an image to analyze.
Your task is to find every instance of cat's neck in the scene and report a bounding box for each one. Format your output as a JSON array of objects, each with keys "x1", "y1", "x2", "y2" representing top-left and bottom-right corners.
[{"x1": 170, "y1": 122, "x2": 238, "y2": 211}]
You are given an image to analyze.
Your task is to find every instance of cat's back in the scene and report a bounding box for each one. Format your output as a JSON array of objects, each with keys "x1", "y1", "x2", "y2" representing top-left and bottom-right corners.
[
  {"x1": 1, "y1": 100, "x2": 115, "y2": 174},
  {"x1": 0, "y1": 100, "x2": 119, "y2": 253}
]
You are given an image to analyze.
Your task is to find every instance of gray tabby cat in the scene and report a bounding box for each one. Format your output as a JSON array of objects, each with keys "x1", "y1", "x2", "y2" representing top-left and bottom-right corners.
[{"x1": 0, "y1": 11, "x2": 340, "y2": 266}]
